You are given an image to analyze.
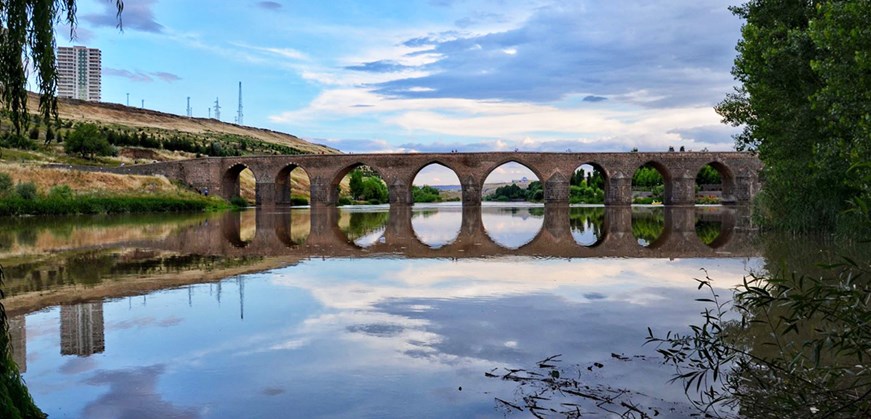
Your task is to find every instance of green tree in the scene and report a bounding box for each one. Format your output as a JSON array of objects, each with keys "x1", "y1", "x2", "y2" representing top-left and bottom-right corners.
[
  {"x1": 0, "y1": 1, "x2": 123, "y2": 135},
  {"x1": 64, "y1": 123, "x2": 114, "y2": 159},
  {"x1": 716, "y1": 0, "x2": 870, "y2": 230},
  {"x1": 44, "y1": 126, "x2": 54, "y2": 145},
  {"x1": 695, "y1": 164, "x2": 722, "y2": 185},
  {"x1": 349, "y1": 169, "x2": 364, "y2": 200}
]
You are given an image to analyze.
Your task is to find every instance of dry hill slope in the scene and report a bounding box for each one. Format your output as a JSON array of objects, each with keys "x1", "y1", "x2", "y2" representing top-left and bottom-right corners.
[{"x1": 26, "y1": 93, "x2": 339, "y2": 155}]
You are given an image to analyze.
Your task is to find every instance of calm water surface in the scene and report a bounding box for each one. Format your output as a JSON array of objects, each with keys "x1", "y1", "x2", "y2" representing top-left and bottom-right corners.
[{"x1": 2, "y1": 205, "x2": 765, "y2": 418}]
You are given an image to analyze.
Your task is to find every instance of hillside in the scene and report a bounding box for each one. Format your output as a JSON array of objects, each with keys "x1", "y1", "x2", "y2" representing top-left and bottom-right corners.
[
  {"x1": 24, "y1": 93, "x2": 339, "y2": 155},
  {"x1": 0, "y1": 94, "x2": 338, "y2": 202}
]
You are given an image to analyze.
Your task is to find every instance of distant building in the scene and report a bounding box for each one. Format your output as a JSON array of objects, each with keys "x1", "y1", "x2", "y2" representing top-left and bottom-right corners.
[
  {"x1": 60, "y1": 302, "x2": 105, "y2": 356},
  {"x1": 57, "y1": 46, "x2": 101, "y2": 101}
]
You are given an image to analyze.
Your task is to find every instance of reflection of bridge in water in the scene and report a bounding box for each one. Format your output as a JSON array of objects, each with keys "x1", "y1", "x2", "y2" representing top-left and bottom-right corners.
[{"x1": 137, "y1": 205, "x2": 759, "y2": 259}]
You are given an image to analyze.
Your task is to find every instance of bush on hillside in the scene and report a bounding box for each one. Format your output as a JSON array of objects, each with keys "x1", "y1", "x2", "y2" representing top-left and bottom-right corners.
[
  {"x1": 0, "y1": 173, "x2": 12, "y2": 197},
  {"x1": 64, "y1": 123, "x2": 115, "y2": 159},
  {"x1": 15, "y1": 182, "x2": 37, "y2": 201}
]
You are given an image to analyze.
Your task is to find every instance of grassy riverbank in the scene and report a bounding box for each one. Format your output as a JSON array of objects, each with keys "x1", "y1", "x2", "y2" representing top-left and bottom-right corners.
[
  {"x1": 0, "y1": 162, "x2": 235, "y2": 216},
  {"x1": 0, "y1": 194, "x2": 230, "y2": 216}
]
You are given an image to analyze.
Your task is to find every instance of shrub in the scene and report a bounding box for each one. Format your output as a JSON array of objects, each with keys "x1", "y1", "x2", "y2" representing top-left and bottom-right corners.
[
  {"x1": 337, "y1": 196, "x2": 352, "y2": 206},
  {"x1": 15, "y1": 182, "x2": 38, "y2": 200},
  {"x1": 230, "y1": 196, "x2": 248, "y2": 207},
  {"x1": 2, "y1": 133, "x2": 36, "y2": 150},
  {"x1": 0, "y1": 173, "x2": 12, "y2": 197},
  {"x1": 28, "y1": 127, "x2": 39, "y2": 140},
  {"x1": 48, "y1": 185, "x2": 74, "y2": 200},
  {"x1": 290, "y1": 196, "x2": 309, "y2": 206}
]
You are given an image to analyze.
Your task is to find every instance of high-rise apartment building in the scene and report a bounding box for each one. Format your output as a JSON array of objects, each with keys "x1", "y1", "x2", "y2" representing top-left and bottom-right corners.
[
  {"x1": 57, "y1": 46, "x2": 101, "y2": 101},
  {"x1": 60, "y1": 302, "x2": 105, "y2": 356}
]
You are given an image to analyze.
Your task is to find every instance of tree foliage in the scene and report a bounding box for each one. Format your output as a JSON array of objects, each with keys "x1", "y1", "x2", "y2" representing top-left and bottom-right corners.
[
  {"x1": 716, "y1": 0, "x2": 871, "y2": 231},
  {"x1": 346, "y1": 168, "x2": 388, "y2": 204},
  {"x1": 412, "y1": 185, "x2": 441, "y2": 203},
  {"x1": 632, "y1": 165, "x2": 664, "y2": 190},
  {"x1": 64, "y1": 122, "x2": 114, "y2": 158},
  {"x1": 0, "y1": 1, "x2": 124, "y2": 135},
  {"x1": 696, "y1": 164, "x2": 722, "y2": 185}
]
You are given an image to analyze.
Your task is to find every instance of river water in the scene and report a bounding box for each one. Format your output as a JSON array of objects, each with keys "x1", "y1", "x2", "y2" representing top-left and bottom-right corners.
[{"x1": 2, "y1": 204, "x2": 771, "y2": 418}]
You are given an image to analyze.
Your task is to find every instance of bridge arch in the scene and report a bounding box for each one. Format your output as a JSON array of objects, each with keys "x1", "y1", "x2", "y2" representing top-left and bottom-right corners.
[
  {"x1": 274, "y1": 163, "x2": 311, "y2": 206},
  {"x1": 329, "y1": 162, "x2": 389, "y2": 205},
  {"x1": 570, "y1": 162, "x2": 609, "y2": 204},
  {"x1": 222, "y1": 163, "x2": 257, "y2": 203},
  {"x1": 694, "y1": 161, "x2": 736, "y2": 204},
  {"x1": 481, "y1": 160, "x2": 543, "y2": 202},
  {"x1": 410, "y1": 161, "x2": 462, "y2": 204},
  {"x1": 631, "y1": 160, "x2": 673, "y2": 205}
]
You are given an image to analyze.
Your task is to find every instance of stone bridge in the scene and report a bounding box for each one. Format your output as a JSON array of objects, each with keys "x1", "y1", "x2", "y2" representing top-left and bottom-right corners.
[
  {"x1": 131, "y1": 206, "x2": 759, "y2": 259},
  {"x1": 114, "y1": 152, "x2": 762, "y2": 206}
]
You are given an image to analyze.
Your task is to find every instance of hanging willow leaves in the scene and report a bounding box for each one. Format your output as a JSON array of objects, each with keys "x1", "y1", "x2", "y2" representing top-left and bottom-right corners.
[{"x1": 0, "y1": 0, "x2": 124, "y2": 134}]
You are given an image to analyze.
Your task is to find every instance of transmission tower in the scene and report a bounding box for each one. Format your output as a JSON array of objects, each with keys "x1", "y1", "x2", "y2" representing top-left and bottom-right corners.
[
  {"x1": 214, "y1": 97, "x2": 221, "y2": 121},
  {"x1": 186, "y1": 97, "x2": 192, "y2": 117},
  {"x1": 236, "y1": 82, "x2": 244, "y2": 125}
]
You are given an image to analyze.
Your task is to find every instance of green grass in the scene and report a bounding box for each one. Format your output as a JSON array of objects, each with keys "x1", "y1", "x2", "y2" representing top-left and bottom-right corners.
[{"x1": 0, "y1": 194, "x2": 231, "y2": 216}]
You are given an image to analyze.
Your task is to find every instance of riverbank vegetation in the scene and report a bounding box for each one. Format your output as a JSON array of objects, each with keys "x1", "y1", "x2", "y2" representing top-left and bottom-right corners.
[
  {"x1": 716, "y1": 0, "x2": 870, "y2": 232},
  {"x1": 645, "y1": 2, "x2": 871, "y2": 417},
  {"x1": 0, "y1": 166, "x2": 231, "y2": 216}
]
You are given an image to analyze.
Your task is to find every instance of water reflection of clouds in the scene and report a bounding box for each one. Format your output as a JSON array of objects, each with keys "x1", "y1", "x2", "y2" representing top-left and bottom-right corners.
[
  {"x1": 481, "y1": 207, "x2": 544, "y2": 249},
  {"x1": 269, "y1": 258, "x2": 753, "y2": 311},
  {"x1": 411, "y1": 207, "x2": 462, "y2": 248},
  {"x1": 16, "y1": 206, "x2": 763, "y2": 417},
  {"x1": 82, "y1": 365, "x2": 200, "y2": 419}
]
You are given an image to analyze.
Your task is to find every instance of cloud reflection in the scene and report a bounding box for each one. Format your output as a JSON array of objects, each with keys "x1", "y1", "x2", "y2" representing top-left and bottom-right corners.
[{"x1": 82, "y1": 365, "x2": 199, "y2": 419}]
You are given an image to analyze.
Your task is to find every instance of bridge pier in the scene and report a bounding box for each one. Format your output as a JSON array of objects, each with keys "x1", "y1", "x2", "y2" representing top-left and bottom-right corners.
[
  {"x1": 544, "y1": 173, "x2": 570, "y2": 205},
  {"x1": 542, "y1": 205, "x2": 574, "y2": 243},
  {"x1": 731, "y1": 174, "x2": 759, "y2": 206},
  {"x1": 605, "y1": 175, "x2": 632, "y2": 205},
  {"x1": 457, "y1": 176, "x2": 480, "y2": 206},
  {"x1": 255, "y1": 182, "x2": 277, "y2": 207},
  {"x1": 388, "y1": 180, "x2": 412, "y2": 205},
  {"x1": 667, "y1": 176, "x2": 697, "y2": 206}
]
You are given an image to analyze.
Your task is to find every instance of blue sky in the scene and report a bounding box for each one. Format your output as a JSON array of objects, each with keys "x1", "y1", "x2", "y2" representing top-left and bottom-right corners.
[{"x1": 57, "y1": 0, "x2": 743, "y2": 157}]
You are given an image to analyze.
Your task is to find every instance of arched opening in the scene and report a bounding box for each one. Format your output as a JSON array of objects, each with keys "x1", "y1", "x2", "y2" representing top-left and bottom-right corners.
[
  {"x1": 632, "y1": 206, "x2": 666, "y2": 248},
  {"x1": 695, "y1": 162, "x2": 735, "y2": 205},
  {"x1": 411, "y1": 163, "x2": 462, "y2": 204},
  {"x1": 570, "y1": 207, "x2": 606, "y2": 247},
  {"x1": 222, "y1": 164, "x2": 256, "y2": 206},
  {"x1": 332, "y1": 164, "x2": 389, "y2": 206},
  {"x1": 274, "y1": 209, "x2": 311, "y2": 247},
  {"x1": 570, "y1": 163, "x2": 606, "y2": 204},
  {"x1": 221, "y1": 210, "x2": 257, "y2": 248},
  {"x1": 275, "y1": 164, "x2": 311, "y2": 206},
  {"x1": 481, "y1": 206, "x2": 545, "y2": 249},
  {"x1": 410, "y1": 163, "x2": 462, "y2": 248},
  {"x1": 695, "y1": 208, "x2": 732, "y2": 249},
  {"x1": 631, "y1": 162, "x2": 670, "y2": 205},
  {"x1": 337, "y1": 207, "x2": 390, "y2": 248},
  {"x1": 482, "y1": 161, "x2": 542, "y2": 203},
  {"x1": 411, "y1": 206, "x2": 462, "y2": 249}
]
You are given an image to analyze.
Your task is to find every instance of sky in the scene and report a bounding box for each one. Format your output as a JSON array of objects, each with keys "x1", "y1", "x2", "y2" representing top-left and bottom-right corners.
[{"x1": 54, "y1": 0, "x2": 744, "y2": 183}]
